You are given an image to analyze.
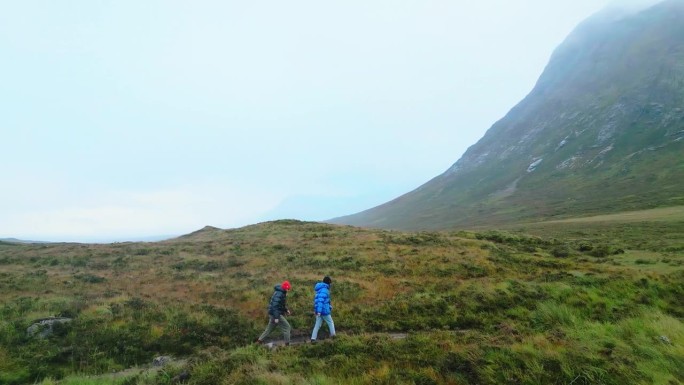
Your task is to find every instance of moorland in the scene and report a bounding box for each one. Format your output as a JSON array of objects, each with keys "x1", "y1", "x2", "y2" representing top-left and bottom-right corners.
[{"x1": 0, "y1": 207, "x2": 683, "y2": 385}]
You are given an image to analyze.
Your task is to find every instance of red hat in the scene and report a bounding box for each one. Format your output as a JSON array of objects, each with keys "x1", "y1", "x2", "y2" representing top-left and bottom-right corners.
[{"x1": 281, "y1": 281, "x2": 291, "y2": 291}]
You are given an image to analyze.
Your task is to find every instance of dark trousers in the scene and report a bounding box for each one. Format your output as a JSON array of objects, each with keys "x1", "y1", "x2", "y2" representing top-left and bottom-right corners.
[{"x1": 258, "y1": 315, "x2": 291, "y2": 343}]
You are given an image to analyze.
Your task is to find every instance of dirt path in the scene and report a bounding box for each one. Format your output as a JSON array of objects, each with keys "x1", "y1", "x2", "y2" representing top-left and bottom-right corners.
[
  {"x1": 83, "y1": 331, "x2": 461, "y2": 381},
  {"x1": 81, "y1": 358, "x2": 187, "y2": 381},
  {"x1": 259, "y1": 332, "x2": 409, "y2": 348}
]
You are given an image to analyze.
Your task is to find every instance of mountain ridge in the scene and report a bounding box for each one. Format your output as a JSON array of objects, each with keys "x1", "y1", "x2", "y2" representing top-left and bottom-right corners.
[{"x1": 331, "y1": 0, "x2": 684, "y2": 230}]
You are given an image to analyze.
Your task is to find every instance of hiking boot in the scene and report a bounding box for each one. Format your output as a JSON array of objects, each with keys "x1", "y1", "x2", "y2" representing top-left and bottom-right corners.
[
  {"x1": 310, "y1": 339, "x2": 317, "y2": 344},
  {"x1": 255, "y1": 339, "x2": 263, "y2": 345}
]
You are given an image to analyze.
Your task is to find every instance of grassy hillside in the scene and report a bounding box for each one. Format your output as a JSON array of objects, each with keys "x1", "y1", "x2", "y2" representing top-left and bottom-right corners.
[
  {"x1": 332, "y1": 1, "x2": 684, "y2": 230},
  {"x1": 0, "y1": 217, "x2": 682, "y2": 384}
]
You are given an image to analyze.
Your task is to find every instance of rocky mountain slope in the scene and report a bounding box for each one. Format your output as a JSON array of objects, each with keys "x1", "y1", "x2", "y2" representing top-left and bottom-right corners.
[{"x1": 332, "y1": 0, "x2": 684, "y2": 230}]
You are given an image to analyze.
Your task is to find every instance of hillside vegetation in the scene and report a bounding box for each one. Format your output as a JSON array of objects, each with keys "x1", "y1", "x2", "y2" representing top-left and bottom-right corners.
[
  {"x1": 333, "y1": 0, "x2": 684, "y2": 230},
  {"x1": 0, "y1": 214, "x2": 682, "y2": 384}
]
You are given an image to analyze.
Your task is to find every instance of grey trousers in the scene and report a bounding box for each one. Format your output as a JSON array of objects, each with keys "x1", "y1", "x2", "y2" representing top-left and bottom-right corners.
[{"x1": 258, "y1": 315, "x2": 291, "y2": 343}]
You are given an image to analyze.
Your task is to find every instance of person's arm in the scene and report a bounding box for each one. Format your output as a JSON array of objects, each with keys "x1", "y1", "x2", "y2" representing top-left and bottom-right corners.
[
  {"x1": 325, "y1": 289, "x2": 332, "y2": 310},
  {"x1": 283, "y1": 293, "x2": 291, "y2": 315},
  {"x1": 271, "y1": 292, "x2": 282, "y2": 320},
  {"x1": 314, "y1": 297, "x2": 322, "y2": 315}
]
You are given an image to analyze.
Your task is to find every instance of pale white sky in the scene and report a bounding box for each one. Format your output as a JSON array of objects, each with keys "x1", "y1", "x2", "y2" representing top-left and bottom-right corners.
[{"x1": 2, "y1": 0, "x2": 655, "y2": 242}]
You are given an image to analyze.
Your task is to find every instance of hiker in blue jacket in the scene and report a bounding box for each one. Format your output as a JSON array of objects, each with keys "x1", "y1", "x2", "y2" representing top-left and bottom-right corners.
[
  {"x1": 256, "y1": 280, "x2": 292, "y2": 345},
  {"x1": 310, "y1": 276, "x2": 336, "y2": 342}
]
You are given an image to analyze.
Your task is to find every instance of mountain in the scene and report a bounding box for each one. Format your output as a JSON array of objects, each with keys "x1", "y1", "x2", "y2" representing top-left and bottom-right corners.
[{"x1": 331, "y1": 0, "x2": 684, "y2": 230}]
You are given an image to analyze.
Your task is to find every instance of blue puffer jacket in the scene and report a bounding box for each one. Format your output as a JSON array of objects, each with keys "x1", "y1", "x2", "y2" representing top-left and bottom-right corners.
[{"x1": 313, "y1": 282, "x2": 332, "y2": 316}]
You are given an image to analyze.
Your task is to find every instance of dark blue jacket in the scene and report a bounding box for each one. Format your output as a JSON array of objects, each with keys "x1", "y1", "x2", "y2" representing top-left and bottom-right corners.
[
  {"x1": 268, "y1": 285, "x2": 289, "y2": 318},
  {"x1": 313, "y1": 282, "x2": 332, "y2": 316}
]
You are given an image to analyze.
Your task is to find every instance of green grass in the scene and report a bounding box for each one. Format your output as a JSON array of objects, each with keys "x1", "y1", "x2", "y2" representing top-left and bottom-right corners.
[
  {"x1": 0, "y1": 216, "x2": 682, "y2": 384},
  {"x1": 36, "y1": 376, "x2": 131, "y2": 385},
  {"x1": 539, "y1": 205, "x2": 684, "y2": 223}
]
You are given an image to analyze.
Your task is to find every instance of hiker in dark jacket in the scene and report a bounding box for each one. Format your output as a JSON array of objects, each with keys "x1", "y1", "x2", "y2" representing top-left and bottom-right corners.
[
  {"x1": 256, "y1": 281, "x2": 292, "y2": 345},
  {"x1": 310, "y1": 276, "x2": 336, "y2": 342}
]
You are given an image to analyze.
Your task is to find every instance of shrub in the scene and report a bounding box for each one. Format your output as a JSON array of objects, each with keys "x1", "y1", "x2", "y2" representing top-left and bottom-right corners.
[
  {"x1": 74, "y1": 274, "x2": 106, "y2": 283},
  {"x1": 589, "y1": 245, "x2": 612, "y2": 258},
  {"x1": 635, "y1": 259, "x2": 654, "y2": 265},
  {"x1": 551, "y1": 246, "x2": 571, "y2": 258}
]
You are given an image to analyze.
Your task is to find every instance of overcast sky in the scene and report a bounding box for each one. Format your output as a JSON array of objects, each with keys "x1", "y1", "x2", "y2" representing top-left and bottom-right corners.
[{"x1": 3, "y1": 0, "x2": 659, "y2": 242}]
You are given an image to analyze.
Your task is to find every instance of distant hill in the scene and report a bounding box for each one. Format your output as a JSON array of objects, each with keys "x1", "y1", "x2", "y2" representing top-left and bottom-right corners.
[
  {"x1": 0, "y1": 237, "x2": 50, "y2": 244},
  {"x1": 171, "y1": 225, "x2": 226, "y2": 242},
  {"x1": 167, "y1": 220, "x2": 311, "y2": 243},
  {"x1": 332, "y1": 0, "x2": 684, "y2": 230},
  {"x1": 0, "y1": 236, "x2": 174, "y2": 244}
]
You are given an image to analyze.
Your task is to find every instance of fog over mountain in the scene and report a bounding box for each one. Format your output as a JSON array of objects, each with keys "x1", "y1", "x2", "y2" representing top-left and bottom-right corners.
[
  {"x1": 332, "y1": 0, "x2": 684, "y2": 230},
  {"x1": 608, "y1": 0, "x2": 665, "y2": 13}
]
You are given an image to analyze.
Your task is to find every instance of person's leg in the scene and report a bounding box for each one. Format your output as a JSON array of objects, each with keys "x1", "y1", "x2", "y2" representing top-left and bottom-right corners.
[
  {"x1": 279, "y1": 316, "x2": 291, "y2": 344},
  {"x1": 257, "y1": 317, "x2": 276, "y2": 342},
  {"x1": 311, "y1": 315, "x2": 323, "y2": 341},
  {"x1": 323, "y1": 315, "x2": 336, "y2": 337}
]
